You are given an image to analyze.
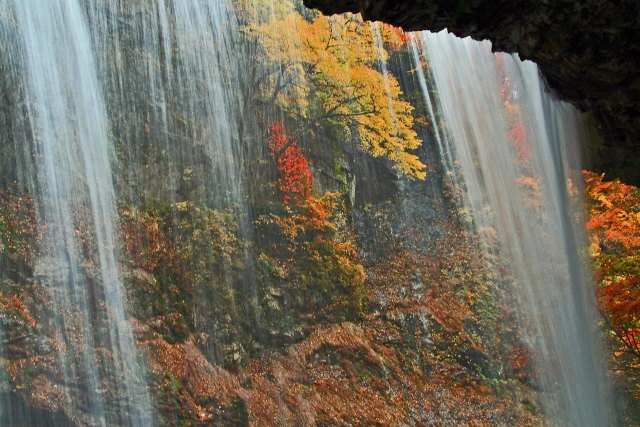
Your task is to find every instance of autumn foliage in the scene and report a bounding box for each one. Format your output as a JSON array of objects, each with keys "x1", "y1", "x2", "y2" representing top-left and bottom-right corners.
[
  {"x1": 120, "y1": 206, "x2": 175, "y2": 272},
  {"x1": 584, "y1": 171, "x2": 640, "y2": 362},
  {"x1": 266, "y1": 122, "x2": 334, "y2": 234},
  {"x1": 383, "y1": 23, "x2": 409, "y2": 45},
  {"x1": 258, "y1": 121, "x2": 365, "y2": 316},
  {"x1": 496, "y1": 54, "x2": 531, "y2": 162},
  {"x1": 244, "y1": 7, "x2": 426, "y2": 178},
  {"x1": 268, "y1": 122, "x2": 314, "y2": 207},
  {"x1": 0, "y1": 292, "x2": 37, "y2": 328},
  {"x1": 0, "y1": 192, "x2": 38, "y2": 265}
]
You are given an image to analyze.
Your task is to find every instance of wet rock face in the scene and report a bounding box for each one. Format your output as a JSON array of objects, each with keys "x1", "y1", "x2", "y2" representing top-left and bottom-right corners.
[{"x1": 304, "y1": 0, "x2": 640, "y2": 185}]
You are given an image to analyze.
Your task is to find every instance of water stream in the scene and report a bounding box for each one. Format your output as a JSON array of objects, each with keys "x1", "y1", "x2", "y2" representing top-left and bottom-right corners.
[
  {"x1": 0, "y1": 1, "x2": 614, "y2": 425},
  {"x1": 411, "y1": 30, "x2": 612, "y2": 426},
  {"x1": 0, "y1": 1, "x2": 152, "y2": 425}
]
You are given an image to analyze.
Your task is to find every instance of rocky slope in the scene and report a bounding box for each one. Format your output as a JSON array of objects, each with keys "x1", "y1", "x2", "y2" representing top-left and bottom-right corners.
[{"x1": 0, "y1": 174, "x2": 545, "y2": 426}]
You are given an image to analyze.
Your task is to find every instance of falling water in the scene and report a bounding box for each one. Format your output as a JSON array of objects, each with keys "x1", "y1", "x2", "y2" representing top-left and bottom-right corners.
[
  {"x1": 0, "y1": 0, "x2": 621, "y2": 423},
  {"x1": 0, "y1": 0, "x2": 152, "y2": 425},
  {"x1": 1, "y1": 0, "x2": 252, "y2": 422},
  {"x1": 84, "y1": 0, "x2": 255, "y2": 348},
  {"x1": 84, "y1": 0, "x2": 245, "y2": 207},
  {"x1": 411, "y1": 30, "x2": 612, "y2": 425}
]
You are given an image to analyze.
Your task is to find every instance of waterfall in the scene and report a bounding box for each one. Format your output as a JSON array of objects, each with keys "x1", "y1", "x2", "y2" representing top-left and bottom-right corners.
[
  {"x1": 83, "y1": 0, "x2": 245, "y2": 208},
  {"x1": 411, "y1": 30, "x2": 612, "y2": 426},
  {"x1": 0, "y1": 0, "x2": 623, "y2": 424},
  {"x1": 0, "y1": 0, "x2": 246, "y2": 424},
  {"x1": 0, "y1": 0, "x2": 152, "y2": 425}
]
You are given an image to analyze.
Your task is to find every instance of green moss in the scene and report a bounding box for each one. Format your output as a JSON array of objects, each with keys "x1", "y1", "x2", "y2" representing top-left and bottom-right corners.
[
  {"x1": 0, "y1": 367, "x2": 10, "y2": 383},
  {"x1": 22, "y1": 365, "x2": 35, "y2": 386}
]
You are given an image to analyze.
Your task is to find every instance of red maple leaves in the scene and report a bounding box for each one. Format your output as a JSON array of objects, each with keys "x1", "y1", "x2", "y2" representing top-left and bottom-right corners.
[
  {"x1": 585, "y1": 171, "x2": 640, "y2": 360},
  {"x1": 268, "y1": 122, "x2": 314, "y2": 207}
]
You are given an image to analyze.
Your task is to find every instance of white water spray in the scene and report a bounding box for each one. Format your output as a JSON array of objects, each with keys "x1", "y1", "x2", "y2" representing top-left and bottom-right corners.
[
  {"x1": 1, "y1": 1, "x2": 152, "y2": 424},
  {"x1": 412, "y1": 30, "x2": 612, "y2": 426}
]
